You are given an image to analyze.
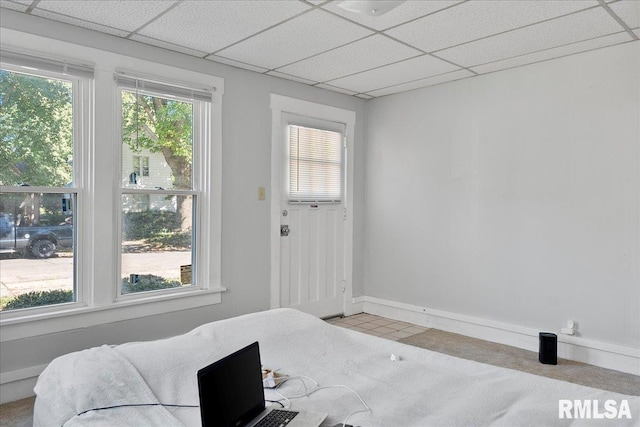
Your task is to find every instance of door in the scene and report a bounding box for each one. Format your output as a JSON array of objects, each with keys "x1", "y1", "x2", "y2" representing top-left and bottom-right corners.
[{"x1": 279, "y1": 114, "x2": 346, "y2": 318}]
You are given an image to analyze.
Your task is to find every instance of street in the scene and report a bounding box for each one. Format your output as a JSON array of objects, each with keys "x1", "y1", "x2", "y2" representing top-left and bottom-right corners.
[{"x1": 0, "y1": 250, "x2": 191, "y2": 300}]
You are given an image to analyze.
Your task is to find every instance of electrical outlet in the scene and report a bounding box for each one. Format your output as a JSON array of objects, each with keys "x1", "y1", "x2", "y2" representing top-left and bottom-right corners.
[{"x1": 560, "y1": 320, "x2": 576, "y2": 335}]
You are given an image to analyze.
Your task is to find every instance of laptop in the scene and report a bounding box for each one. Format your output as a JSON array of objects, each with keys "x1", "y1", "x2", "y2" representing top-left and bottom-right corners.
[{"x1": 197, "y1": 341, "x2": 327, "y2": 427}]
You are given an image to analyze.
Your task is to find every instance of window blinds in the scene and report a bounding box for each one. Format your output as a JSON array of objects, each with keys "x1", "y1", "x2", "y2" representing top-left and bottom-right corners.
[
  {"x1": 288, "y1": 125, "x2": 342, "y2": 203},
  {"x1": 115, "y1": 73, "x2": 213, "y2": 102},
  {"x1": 0, "y1": 50, "x2": 94, "y2": 78}
]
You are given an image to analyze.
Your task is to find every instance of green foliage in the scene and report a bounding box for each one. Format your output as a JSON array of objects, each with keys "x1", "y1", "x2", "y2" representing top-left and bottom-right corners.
[
  {"x1": 0, "y1": 71, "x2": 194, "y2": 189},
  {"x1": 146, "y1": 231, "x2": 191, "y2": 249},
  {"x1": 123, "y1": 210, "x2": 178, "y2": 240},
  {"x1": 121, "y1": 274, "x2": 182, "y2": 295},
  {"x1": 121, "y1": 91, "x2": 193, "y2": 189},
  {"x1": 0, "y1": 192, "x2": 69, "y2": 226},
  {"x1": 0, "y1": 70, "x2": 73, "y2": 186},
  {"x1": 37, "y1": 212, "x2": 68, "y2": 226},
  {"x1": 1, "y1": 289, "x2": 73, "y2": 311},
  {"x1": 39, "y1": 193, "x2": 69, "y2": 224},
  {"x1": 0, "y1": 296, "x2": 12, "y2": 310}
]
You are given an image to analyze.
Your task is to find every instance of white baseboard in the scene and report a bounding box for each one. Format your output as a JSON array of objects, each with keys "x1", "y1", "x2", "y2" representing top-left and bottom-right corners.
[
  {"x1": 0, "y1": 364, "x2": 46, "y2": 404},
  {"x1": 351, "y1": 296, "x2": 364, "y2": 314},
  {"x1": 361, "y1": 296, "x2": 640, "y2": 376}
]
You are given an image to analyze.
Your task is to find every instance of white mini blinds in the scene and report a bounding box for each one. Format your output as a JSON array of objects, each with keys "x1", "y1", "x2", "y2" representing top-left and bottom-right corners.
[
  {"x1": 288, "y1": 124, "x2": 343, "y2": 203},
  {"x1": 0, "y1": 50, "x2": 94, "y2": 78},
  {"x1": 114, "y1": 73, "x2": 213, "y2": 102}
]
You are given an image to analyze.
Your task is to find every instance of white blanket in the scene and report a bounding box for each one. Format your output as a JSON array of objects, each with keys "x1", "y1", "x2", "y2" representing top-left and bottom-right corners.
[
  {"x1": 33, "y1": 345, "x2": 182, "y2": 426},
  {"x1": 34, "y1": 308, "x2": 639, "y2": 426}
]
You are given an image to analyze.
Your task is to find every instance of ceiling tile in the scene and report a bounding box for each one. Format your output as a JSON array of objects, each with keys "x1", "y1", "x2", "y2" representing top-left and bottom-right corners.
[
  {"x1": 386, "y1": 0, "x2": 599, "y2": 53},
  {"x1": 0, "y1": 1, "x2": 29, "y2": 13},
  {"x1": 33, "y1": 0, "x2": 176, "y2": 33},
  {"x1": 322, "y1": 0, "x2": 461, "y2": 31},
  {"x1": 130, "y1": 34, "x2": 208, "y2": 57},
  {"x1": 138, "y1": 0, "x2": 311, "y2": 55},
  {"x1": 326, "y1": 54, "x2": 460, "y2": 94},
  {"x1": 608, "y1": 0, "x2": 640, "y2": 29},
  {"x1": 207, "y1": 56, "x2": 270, "y2": 73},
  {"x1": 437, "y1": 7, "x2": 623, "y2": 67},
  {"x1": 315, "y1": 83, "x2": 358, "y2": 95},
  {"x1": 3, "y1": 0, "x2": 634, "y2": 100},
  {"x1": 266, "y1": 71, "x2": 318, "y2": 85},
  {"x1": 277, "y1": 34, "x2": 421, "y2": 83},
  {"x1": 215, "y1": 10, "x2": 373, "y2": 70},
  {"x1": 366, "y1": 69, "x2": 474, "y2": 97},
  {"x1": 30, "y1": 8, "x2": 131, "y2": 37},
  {"x1": 470, "y1": 31, "x2": 634, "y2": 74}
]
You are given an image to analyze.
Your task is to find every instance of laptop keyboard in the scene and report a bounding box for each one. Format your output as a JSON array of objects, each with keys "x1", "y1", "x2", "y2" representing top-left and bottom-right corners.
[{"x1": 254, "y1": 409, "x2": 299, "y2": 427}]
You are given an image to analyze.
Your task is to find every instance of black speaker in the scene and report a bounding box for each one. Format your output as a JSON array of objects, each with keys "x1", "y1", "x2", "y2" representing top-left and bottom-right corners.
[{"x1": 539, "y1": 332, "x2": 557, "y2": 365}]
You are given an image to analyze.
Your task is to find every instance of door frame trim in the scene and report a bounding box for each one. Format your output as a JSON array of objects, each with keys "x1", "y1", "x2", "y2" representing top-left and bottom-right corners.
[{"x1": 269, "y1": 94, "x2": 356, "y2": 317}]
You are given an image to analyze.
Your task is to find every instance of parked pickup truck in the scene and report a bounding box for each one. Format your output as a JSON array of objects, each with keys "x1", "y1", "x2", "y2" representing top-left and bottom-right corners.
[{"x1": 0, "y1": 213, "x2": 73, "y2": 258}]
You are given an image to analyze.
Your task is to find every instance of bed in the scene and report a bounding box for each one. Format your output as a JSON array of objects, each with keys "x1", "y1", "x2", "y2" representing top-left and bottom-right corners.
[{"x1": 33, "y1": 308, "x2": 639, "y2": 426}]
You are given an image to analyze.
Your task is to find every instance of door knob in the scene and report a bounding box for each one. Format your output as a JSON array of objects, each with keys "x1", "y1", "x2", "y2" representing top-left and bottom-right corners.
[{"x1": 280, "y1": 224, "x2": 290, "y2": 237}]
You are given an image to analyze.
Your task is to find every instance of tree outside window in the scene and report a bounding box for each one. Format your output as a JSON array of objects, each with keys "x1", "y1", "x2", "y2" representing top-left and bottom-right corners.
[
  {"x1": 0, "y1": 69, "x2": 76, "y2": 311},
  {"x1": 120, "y1": 87, "x2": 198, "y2": 296}
]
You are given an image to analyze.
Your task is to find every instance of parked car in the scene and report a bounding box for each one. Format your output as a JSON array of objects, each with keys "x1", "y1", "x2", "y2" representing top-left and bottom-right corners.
[{"x1": 0, "y1": 213, "x2": 73, "y2": 258}]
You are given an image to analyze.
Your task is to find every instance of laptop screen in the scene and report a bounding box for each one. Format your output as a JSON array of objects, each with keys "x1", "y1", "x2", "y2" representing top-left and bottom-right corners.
[{"x1": 198, "y1": 342, "x2": 266, "y2": 427}]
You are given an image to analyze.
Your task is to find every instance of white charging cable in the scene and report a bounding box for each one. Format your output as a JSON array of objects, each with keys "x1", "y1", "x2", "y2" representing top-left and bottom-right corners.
[
  {"x1": 273, "y1": 377, "x2": 371, "y2": 426},
  {"x1": 304, "y1": 385, "x2": 371, "y2": 427},
  {"x1": 264, "y1": 375, "x2": 319, "y2": 409}
]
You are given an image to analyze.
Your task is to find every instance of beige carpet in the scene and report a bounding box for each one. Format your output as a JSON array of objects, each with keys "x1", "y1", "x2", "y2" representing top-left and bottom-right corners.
[
  {"x1": 0, "y1": 397, "x2": 34, "y2": 427},
  {"x1": 399, "y1": 328, "x2": 640, "y2": 396}
]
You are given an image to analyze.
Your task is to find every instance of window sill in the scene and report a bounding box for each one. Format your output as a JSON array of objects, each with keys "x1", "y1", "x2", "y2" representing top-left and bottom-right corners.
[{"x1": 0, "y1": 286, "x2": 226, "y2": 342}]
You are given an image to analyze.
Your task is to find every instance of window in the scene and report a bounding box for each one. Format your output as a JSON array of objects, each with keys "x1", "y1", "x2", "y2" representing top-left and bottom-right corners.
[
  {"x1": 118, "y1": 74, "x2": 210, "y2": 297},
  {"x1": 0, "y1": 54, "x2": 91, "y2": 312},
  {"x1": 132, "y1": 156, "x2": 150, "y2": 177},
  {"x1": 288, "y1": 124, "x2": 343, "y2": 202},
  {"x1": 0, "y1": 42, "x2": 223, "y2": 338}
]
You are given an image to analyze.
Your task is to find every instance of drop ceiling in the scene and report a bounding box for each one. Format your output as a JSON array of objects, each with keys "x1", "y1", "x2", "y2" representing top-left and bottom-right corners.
[{"x1": 1, "y1": 0, "x2": 638, "y2": 98}]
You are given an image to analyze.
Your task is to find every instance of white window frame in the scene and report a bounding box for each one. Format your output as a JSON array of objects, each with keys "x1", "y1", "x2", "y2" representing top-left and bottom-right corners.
[
  {"x1": 132, "y1": 155, "x2": 150, "y2": 177},
  {"x1": 116, "y1": 77, "x2": 207, "y2": 300},
  {"x1": 0, "y1": 59, "x2": 91, "y2": 319},
  {"x1": 285, "y1": 116, "x2": 346, "y2": 204},
  {"x1": 0, "y1": 40, "x2": 225, "y2": 342}
]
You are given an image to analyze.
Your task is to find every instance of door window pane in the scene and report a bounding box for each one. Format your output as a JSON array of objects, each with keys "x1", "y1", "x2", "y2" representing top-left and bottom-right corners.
[{"x1": 288, "y1": 125, "x2": 342, "y2": 202}]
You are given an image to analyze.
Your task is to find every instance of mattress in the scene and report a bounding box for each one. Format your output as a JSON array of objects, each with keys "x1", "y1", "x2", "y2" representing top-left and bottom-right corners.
[{"x1": 33, "y1": 308, "x2": 639, "y2": 426}]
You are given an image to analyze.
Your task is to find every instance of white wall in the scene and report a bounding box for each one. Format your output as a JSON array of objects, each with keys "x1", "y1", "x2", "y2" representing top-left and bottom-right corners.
[
  {"x1": 0, "y1": 10, "x2": 367, "y2": 402},
  {"x1": 365, "y1": 42, "x2": 639, "y2": 351}
]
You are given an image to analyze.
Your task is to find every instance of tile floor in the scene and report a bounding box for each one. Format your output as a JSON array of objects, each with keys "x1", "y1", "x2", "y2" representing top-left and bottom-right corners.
[{"x1": 325, "y1": 313, "x2": 429, "y2": 341}]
